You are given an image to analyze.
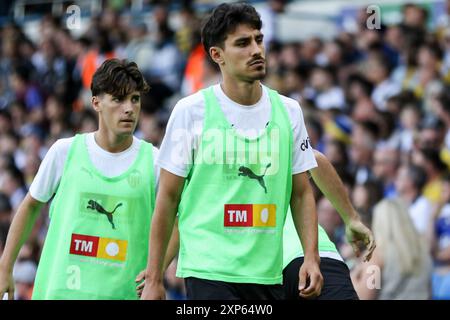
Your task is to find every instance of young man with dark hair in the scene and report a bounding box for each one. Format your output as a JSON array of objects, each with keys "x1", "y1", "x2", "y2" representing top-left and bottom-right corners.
[
  {"x1": 141, "y1": 2, "x2": 322, "y2": 300},
  {"x1": 0, "y1": 59, "x2": 159, "y2": 299}
]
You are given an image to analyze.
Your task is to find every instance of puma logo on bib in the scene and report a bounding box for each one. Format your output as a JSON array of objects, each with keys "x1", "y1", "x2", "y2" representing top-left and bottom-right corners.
[
  {"x1": 87, "y1": 200, "x2": 122, "y2": 230},
  {"x1": 238, "y1": 163, "x2": 271, "y2": 193}
]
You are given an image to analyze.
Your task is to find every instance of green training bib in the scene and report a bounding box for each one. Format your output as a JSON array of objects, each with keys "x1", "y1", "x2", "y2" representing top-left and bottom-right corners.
[
  {"x1": 32, "y1": 134, "x2": 155, "y2": 299},
  {"x1": 176, "y1": 86, "x2": 293, "y2": 284}
]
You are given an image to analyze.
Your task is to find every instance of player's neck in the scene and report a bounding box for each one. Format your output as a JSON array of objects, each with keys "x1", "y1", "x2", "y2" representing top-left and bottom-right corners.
[
  {"x1": 220, "y1": 78, "x2": 262, "y2": 106},
  {"x1": 94, "y1": 130, "x2": 133, "y2": 153}
]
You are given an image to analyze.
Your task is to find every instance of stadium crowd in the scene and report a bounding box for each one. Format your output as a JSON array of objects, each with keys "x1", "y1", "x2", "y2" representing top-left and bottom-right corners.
[{"x1": 1, "y1": 0, "x2": 450, "y2": 299}]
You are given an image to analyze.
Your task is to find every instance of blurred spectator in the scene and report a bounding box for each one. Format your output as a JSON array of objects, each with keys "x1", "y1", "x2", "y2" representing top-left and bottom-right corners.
[
  {"x1": 0, "y1": 193, "x2": 11, "y2": 255},
  {"x1": 317, "y1": 196, "x2": 344, "y2": 246},
  {"x1": 440, "y1": 27, "x2": 450, "y2": 83},
  {"x1": 175, "y1": 4, "x2": 201, "y2": 57},
  {"x1": 53, "y1": 29, "x2": 83, "y2": 108},
  {"x1": 316, "y1": 39, "x2": 345, "y2": 69},
  {"x1": 0, "y1": 109, "x2": 13, "y2": 135},
  {"x1": 77, "y1": 109, "x2": 98, "y2": 133},
  {"x1": 136, "y1": 107, "x2": 166, "y2": 147},
  {"x1": 349, "y1": 120, "x2": 379, "y2": 184},
  {"x1": 0, "y1": 165, "x2": 27, "y2": 212},
  {"x1": 365, "y1": 53, "x2": 401, "y2": 111},
  {"x1": 10, "y1": 236, "x2": 41, "y2": 300},
  {"x1": 323, "y1": 139, "x2": 348, "y2": 172},
  {"x1": 44, "y1": 95, "x2": 72, "y2": 145},
  {"x1": 258, "y1": 0, "x2": 288, "y2": 47},
  {"x1": 300, "y1": 37, "x2": 323, "y2": 66},
  {"x1": 309, "y1": 66, "x2": 346, "y2": 111},
  {"x1": 22, "y1": 153, "x2": 41, "y2": 188},
  {"x1": 15, "y1": 125, "x2": 47, "y2": 170},
  {"x1": 283, "y1": 64, "x2": 310, "y2": 102},
  {"x1": 413, "y1": 41, "x2": 443, "y2": 99},
  {"x1": 181, "y1": 42, "x2": 207, "y2": 96},
  {"x1": 12, "y1": 259, "x2": 36, "y2": 300},
  {"x1": 305, "y1": 117, "x2": 324, "y2": 153},
  {"x1": 351, "y1": 180, "x2": 383, "y2": 227},
  {"x1": 351, "y1": 198, "x2": 432, "y2": 299},
  {"x1": 385, "y1": 25, "x2": 405, "y2": 57},
  {"x1": 181, "y1": 41, "x2": 220, "y2": 97},
  {"x1": 78, "y1": 28, "x2": 116, "y2": 92},
  {"x1": 123, "y1": 21, "x2": 155, "y2": 75},
  {"x1": 279, "y1": 42, "x2": 301, "y2": 70},
  {"x1": 38, "y1": 14, "x2": 60, "y2": 40},
  {"x1": 395, "y1": 164, "x2": 433, "y2": 234},
  {"x1": 399, "y1": 3, "x2": 427, "y2": 49},
  {"x1": 0, "y1": 192, "x2": 11, "y2": 222},
  {"x1": 345, "y1": 73, "x2": 375, "y2": 121},
  {"x1": 436, "y1": 0, "x2": 450, "y2": 32},
  {"x1": 0, "y1": 25, "x2": 21, "y2": 109},
  {"x1": 31, "y1": 37, "x2": 66, "y2": 98},
  {"x1": 9, "y1": 101, "x2": 28, "y2": 134},
  {"x1": 391, "y1": 42, "x2": 420, "y2": 94},
  {"x1": 430, "y1": 89, "x2": 450, "y2": 169},
  {"x1": 356, "y1": 17, "x2": 399, "y2": 70},
  {"x1": 322, "y1": 113, "x2": 352, "y2": 146},
  {"x1": 398, "y1": 101, "x2": 422, "y2": 154},
  {"x1": 99, "y1": 8, "x2": 126, "y2": 53},
  {"x1": 374, "y1": 111, "x2": 399, "y2": 148},
  {"x1": 372, "y1": 145, "x2": 399, "y2": 198},
  {"x1": 147, "y1": 4, "x2": 183, "y2": 92},
  {"x1": 412, "y1": 147, "x2": 447, "y2": 204},
  {"x1": 402, "y1": 3, "x2": 428, "y2": 31},
  {"x1": 9, "y1": 64, "x2": 44, "y2": 115},
  {"x1": 428, "y1": 173, "x2": 450, "y2": 300},
  {"x1": 417, "y1": 117, "x2": 446, "y2": 150}
]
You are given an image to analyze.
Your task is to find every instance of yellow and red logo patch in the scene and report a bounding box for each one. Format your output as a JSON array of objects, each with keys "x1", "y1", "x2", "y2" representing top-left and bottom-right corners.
[
  {"x1": 69, "y1": 234, "x2": 128, "y2": 262},
  {"x1": 224, "y1": 204, "x2": 276, "y2": 227}
]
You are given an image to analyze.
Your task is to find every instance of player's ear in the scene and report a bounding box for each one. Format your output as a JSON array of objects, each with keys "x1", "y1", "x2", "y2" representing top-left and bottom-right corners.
[
  {"x1": 209, "y1": 46, "x2": 224, "y2": 66},
  {"x1": 92, "y1": 96, "x2": 101, "y2": 112}
]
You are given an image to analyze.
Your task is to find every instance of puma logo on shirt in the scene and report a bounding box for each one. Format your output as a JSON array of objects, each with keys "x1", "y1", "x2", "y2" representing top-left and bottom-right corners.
[
  {"x1": 238, "y1": 164, "x2": 271, "y2": 194},
  {"x1": 87, "y1": 200, "x2": 122, "y2": 230}
]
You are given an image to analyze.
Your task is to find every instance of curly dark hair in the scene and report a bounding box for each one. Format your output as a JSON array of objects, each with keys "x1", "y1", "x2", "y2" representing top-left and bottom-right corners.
[{"x1": 90, "y1": 59, "x2": 150, "y2": 98}]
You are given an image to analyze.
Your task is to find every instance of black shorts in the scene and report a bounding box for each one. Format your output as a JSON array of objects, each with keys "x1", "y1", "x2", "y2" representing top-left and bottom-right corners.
[
  {"x1": 283, "y1": 257, "x2": 359, "y2": 300},
  {"x1": 185, "y1": 277, "x2": 285, "y2": 300}
]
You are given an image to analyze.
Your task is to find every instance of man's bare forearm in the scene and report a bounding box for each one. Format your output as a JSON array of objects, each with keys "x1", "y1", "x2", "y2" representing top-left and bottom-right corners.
[
  {"x1": 310, "y1": 150, "x2": 359, "y2": 224},
  {"x1": 163, "y1": 218, "x2": 180, "y2": 271},
  {"x1": 145, "y1": 170, "x2": 184, "y2": 284},
  {"x1": 145, "y1": 194, "x2": 178, "y2": 283},
  {"x1": 291, "y1": 173, "x2": 319, "y2": 260},
  {"x1": 0, "y1": 193, "x2": 43, "y2": 272}
]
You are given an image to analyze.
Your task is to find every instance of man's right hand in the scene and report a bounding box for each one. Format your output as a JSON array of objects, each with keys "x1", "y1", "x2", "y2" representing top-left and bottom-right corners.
[
  {"x1": 0, "y1": 267, "x2": 15, "y2": 300},
  {"x1": 140, "y1": 280, "x2": 166, "y2": 300}
]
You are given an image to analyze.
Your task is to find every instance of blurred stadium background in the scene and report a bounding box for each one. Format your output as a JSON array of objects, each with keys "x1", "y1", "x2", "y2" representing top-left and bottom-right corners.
[{"x1": 0, "y1": 0, "x2": 450, "y2": 300}]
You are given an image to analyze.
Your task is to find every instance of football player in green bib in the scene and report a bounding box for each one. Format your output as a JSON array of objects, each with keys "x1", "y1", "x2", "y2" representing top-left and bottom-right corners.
[
  {"x1": 141, "y1": 2, "x2": 322, "y2": 300},
  {"x1": 136, "y1": 151, "x2": 375, "y2": 299},
  {"x1": 0, "y1": 59, "x2": 159, "y2": 299},
  {"x1": 283, "y1": 150, "x2": 375, "y2": 300}
]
